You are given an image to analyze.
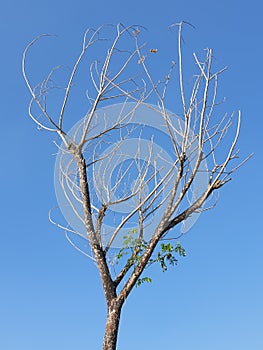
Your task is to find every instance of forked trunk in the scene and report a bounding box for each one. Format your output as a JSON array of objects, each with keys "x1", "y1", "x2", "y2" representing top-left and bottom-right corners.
[{"x1": 102, "y1": 300, "x2": 122, "y2": 350}]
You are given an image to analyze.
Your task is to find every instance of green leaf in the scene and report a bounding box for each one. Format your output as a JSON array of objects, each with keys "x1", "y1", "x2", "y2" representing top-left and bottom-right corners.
[
  {"x1": 136, "y1": 277, "x2": 152, "y2": 287},
  {"x1": 175, "y1": 243, "x2": 186, "y2": 256}
]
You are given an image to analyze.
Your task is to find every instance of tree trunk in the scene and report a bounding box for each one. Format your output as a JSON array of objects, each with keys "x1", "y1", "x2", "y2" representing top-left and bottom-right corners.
[{"x1": 102, "y1": 300, "x2": 122, "y2": 350}]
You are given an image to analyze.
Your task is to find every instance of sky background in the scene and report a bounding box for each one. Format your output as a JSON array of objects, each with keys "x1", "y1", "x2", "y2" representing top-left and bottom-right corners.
[{"x1": 0, "y1": 0, "x2": 262, "y2": 349}]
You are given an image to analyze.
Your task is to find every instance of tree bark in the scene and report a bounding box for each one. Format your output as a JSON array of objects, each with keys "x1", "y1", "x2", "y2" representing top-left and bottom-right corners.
[{"x1": 102, "y1": 300, "x2": 122, "y2": 350}]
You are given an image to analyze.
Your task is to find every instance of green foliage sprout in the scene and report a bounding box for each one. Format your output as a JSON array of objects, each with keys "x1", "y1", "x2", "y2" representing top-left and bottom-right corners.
[{"x1": 115, "y1": 230, "x2": 186, "y2": 287}]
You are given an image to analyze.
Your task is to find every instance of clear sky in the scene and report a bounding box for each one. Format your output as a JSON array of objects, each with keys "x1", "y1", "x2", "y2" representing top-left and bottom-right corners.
[{"x1": 0, "y1": 0, "x2": 262, "y2": 349}]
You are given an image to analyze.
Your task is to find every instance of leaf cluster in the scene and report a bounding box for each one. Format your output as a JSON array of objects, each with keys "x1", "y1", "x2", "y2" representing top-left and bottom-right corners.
[
  {"x1": 115, "y1": 230, "x2": 186, "y2": 287},
  {"x1": 149, "y1": 242, "x2": 186, "y2": 272}
]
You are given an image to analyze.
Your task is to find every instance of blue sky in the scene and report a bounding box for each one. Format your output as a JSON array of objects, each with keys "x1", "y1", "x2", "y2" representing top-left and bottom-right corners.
[{"x1": 0, "y1": 0, "x2": 262, "y2": 349}]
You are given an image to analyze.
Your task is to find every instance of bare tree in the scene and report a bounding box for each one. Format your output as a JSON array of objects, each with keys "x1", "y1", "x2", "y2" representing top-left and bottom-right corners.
[{"x1": 22, "y1": 23, "x2": 249, "y2": 350}]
